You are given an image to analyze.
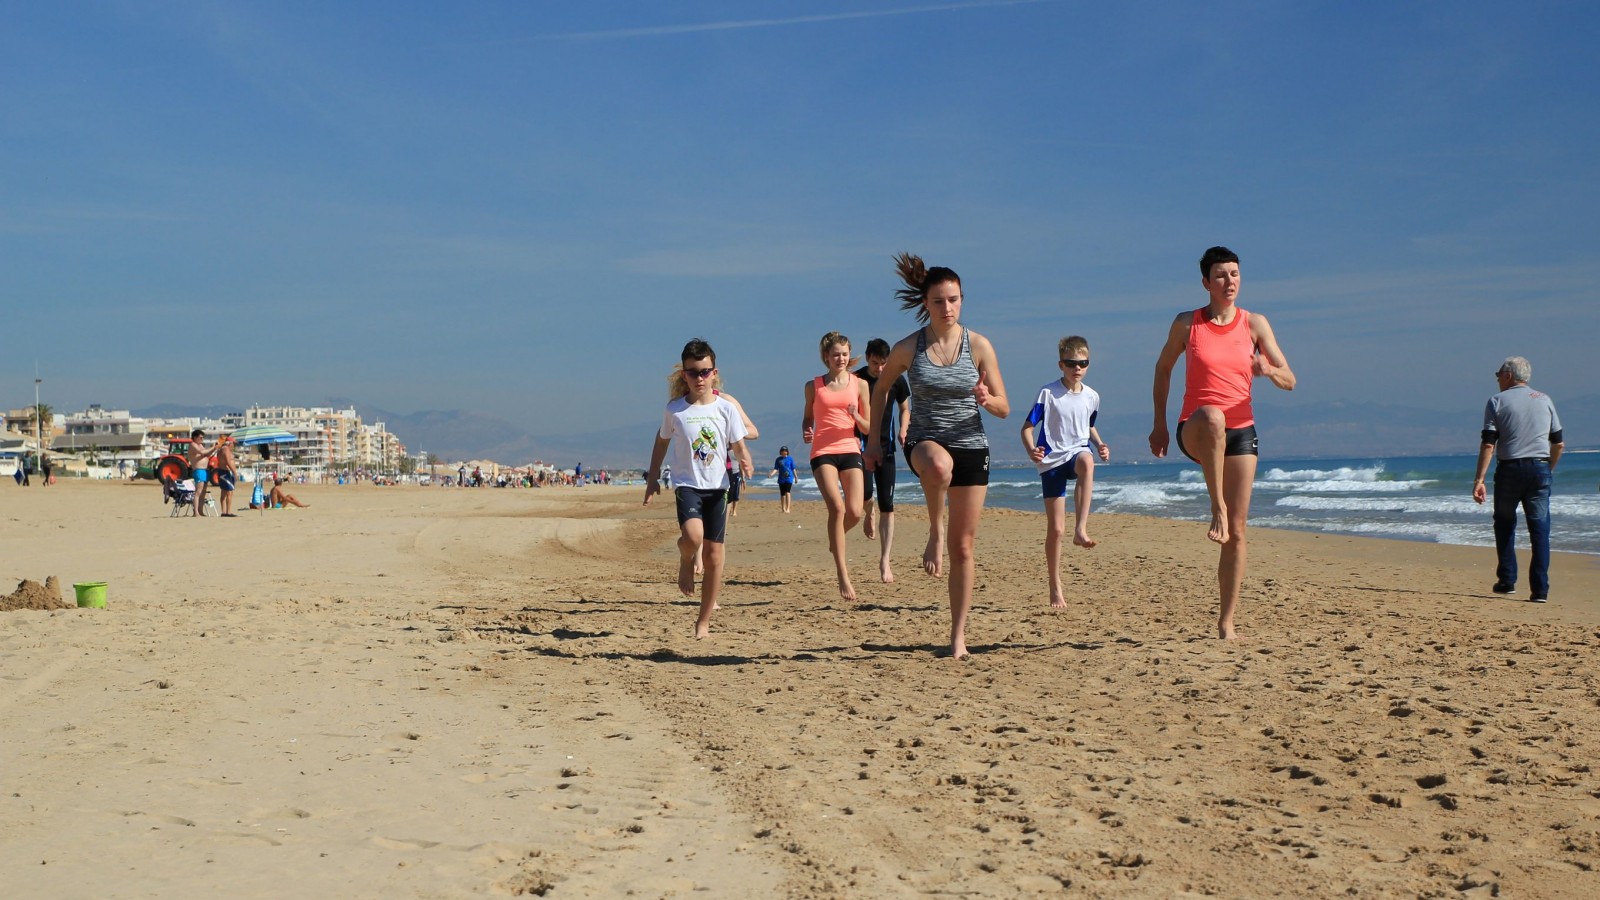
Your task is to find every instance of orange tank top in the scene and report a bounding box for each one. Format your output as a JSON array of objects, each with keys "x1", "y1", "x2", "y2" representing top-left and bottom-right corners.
[
  {"x1": 1179, "y1": 307, "x2": 1255, "y2": 428},
  {"x1": 810, "y1": 374, "x2": 864, "y2": 457}
]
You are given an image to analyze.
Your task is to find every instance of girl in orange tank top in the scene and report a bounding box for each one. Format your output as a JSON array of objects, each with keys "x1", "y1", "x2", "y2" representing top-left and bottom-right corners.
[{"x1": 803, "y1": 332, "x2": 872, "y2": 603}]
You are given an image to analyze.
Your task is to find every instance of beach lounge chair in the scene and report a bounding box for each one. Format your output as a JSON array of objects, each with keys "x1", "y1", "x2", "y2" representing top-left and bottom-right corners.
[{"x1": 164, "y1": 478, "x2": 197, "y2": 517}]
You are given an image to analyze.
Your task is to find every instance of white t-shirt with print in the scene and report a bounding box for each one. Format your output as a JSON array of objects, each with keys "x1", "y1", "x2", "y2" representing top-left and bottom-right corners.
[{"x1": 659, "y1": 395, "x2": 748, "y2": 490}]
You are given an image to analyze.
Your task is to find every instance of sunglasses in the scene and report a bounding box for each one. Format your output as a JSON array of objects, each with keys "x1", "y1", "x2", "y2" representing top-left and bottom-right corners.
[
  {"x1": 1060, "y1": 359, "x2": 1090, "y2": 368},
  {"x1": 683, "y1": 367, "x2": 717, "y2": 379}
]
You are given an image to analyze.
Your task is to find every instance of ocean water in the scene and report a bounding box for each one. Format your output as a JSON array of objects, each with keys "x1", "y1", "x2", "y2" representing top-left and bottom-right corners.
[{"x1": 756, "y1": 452, "x2": 1600, "y2": 555}]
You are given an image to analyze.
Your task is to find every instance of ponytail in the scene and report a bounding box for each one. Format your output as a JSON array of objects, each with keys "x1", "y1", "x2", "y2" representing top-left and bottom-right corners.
[{"x1": 893, "y1": 252, "x2": 962, "y2": 324}]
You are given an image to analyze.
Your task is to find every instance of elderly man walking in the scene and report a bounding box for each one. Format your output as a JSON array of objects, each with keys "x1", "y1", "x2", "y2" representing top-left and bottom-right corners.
[{"x1": 1473, "y1": 356, "x2": 1564, "y2": 603}]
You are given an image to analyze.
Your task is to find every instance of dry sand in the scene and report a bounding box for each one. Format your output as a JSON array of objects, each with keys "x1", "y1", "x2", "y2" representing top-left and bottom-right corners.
[{"x1": 3, "y1": 480, "x2": 1599, "y2": 897}]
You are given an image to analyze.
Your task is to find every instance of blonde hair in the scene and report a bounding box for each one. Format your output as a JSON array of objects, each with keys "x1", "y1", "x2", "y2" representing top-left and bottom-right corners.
[
  {"x1": 818, "y1": 331, "x2": 860, "y2": 368},
  {"x1": 1058, "y1": 335, "x2": 1089, "y2": 358}
]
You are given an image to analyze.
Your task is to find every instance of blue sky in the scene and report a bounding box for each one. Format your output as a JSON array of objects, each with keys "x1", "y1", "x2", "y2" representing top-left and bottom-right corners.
[{"x1": 4, "y1": 1, "x2": 1596, "y2": 453}]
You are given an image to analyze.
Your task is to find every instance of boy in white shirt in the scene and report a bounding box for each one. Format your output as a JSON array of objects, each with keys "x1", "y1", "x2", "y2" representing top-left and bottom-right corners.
[
  {"x1": 1020, "y1": 336, "x2": 1110, "y2": 609},
  {"x1": 645, "y1": 338, "x2": 755, "y2": 638}
]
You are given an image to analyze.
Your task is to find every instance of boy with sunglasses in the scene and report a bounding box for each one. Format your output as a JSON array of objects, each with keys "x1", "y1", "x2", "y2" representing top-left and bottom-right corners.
[
  {"x1": 1021, "y1": 335, "x2": 1110, "y2": 609},
  {"x1": 645, "y1": 338, "x2": 755, "y2": 638}
]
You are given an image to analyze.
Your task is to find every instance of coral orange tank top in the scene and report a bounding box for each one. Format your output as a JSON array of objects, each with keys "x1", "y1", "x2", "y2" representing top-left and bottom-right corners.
[
  {"x1": 1179, "y1": 307, "x2": 1255, "y2": 428},
  {"x1": 811, "y1": 374, "x2": 864, "y2": 457}
]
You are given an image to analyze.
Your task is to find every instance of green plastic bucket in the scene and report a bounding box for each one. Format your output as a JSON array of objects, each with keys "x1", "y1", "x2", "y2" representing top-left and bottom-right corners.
[{"x1": 73, "y1": 582, "x2": 108, "y2": 609}]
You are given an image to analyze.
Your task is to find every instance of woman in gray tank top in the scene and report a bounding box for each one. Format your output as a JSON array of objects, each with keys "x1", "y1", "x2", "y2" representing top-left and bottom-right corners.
[{"x1": 864, "y1": 253, "x2": 1010, "y2": 660}]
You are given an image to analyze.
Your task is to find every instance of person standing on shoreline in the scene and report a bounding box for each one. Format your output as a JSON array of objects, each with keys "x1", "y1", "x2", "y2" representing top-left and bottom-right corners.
[
  {"x1": 866, "y1": 253, "x2": 1010, "y2": 660},
  {"x1": 769, "y1": 447, "x2": 799, "y2": 513},
  {"x1": 1149, "y1": 246, "x2": 1295, "y2": 639},
  {"x1": 1473, "y1": 356, "x2": 1563, "y2": 603}
]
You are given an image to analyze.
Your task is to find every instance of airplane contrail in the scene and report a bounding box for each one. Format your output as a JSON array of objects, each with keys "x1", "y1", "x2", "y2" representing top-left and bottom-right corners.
[{"x1": 530, "y1": 0, "x2": 1053, "y2": 42}]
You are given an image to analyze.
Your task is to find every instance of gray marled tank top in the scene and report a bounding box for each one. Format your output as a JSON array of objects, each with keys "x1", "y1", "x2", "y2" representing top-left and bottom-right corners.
[{"x1": 907, "y1": 327, "x2": 987, "y2": 450}]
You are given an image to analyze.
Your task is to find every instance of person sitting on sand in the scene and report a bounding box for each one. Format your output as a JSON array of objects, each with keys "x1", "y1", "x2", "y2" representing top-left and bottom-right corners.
[
  {"x1": 1149, "y1": 246, "x2": 1295, "y2": 639},
  {"x1": 644, "y1": 338, "x2": 755, "y2": 639},
  {"x1": 269, "y1": 475, "x2": 310, "y2": 508},
  {"x1": 1022, "y1": 335, "x2": 1111, "y2": 609},
  {"x1": 802, "y1": 331, "x2": 872, "y2": 602},
  {"x1": 865, "y1": 254, "x2": 1010, "y2": 660}
]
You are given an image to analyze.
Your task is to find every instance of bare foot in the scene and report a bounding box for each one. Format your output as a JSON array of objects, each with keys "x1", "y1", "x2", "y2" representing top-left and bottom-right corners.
[
  {"x1": 1073, "y1": 530, "x2": 1097, "y2": 549},
  {"x1": 880, "y1": 560, "x2": 895, "y2": 584},
  {"x1": 694, "y1": 623, "x2": 710, "y2": 639},
  {"x1": 922, "y1": 535, "x2": 944, "y2": 577},
  {"x1": 1049, "y1": 591, "x2": 1067, "y2": 610},
  {"x1": 1206, "y1": 508, "x2": 1229, "y2": 544},
  {"x1": 949, "y1": 640, "x2": 969, "y2": 660},
  {"x1": 837, "y1": 574, "x2": 857, "y2": 603},
  {"x1": 677, "y1": 558, "x2": 696, "y2": 597},
  {"x1": 1218, "y1": 623, "x2": 1240, "y2": 640},
  {"x1": 862, "y1": 510, "x2": 876, "y2": 540}
]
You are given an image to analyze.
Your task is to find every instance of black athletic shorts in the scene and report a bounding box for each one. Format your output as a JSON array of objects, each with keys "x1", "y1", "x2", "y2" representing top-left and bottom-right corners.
[
  {"x1": 727, "y1": 470, "x2": 743, "y2": 502},
  {"x1": 1175, "y1": 420, "x2": 1259, "y2": 464},
  {"x1": 675, "y1": 487, "x2": 729, "y2": 543},
  {"x1": 904, "y1": 440, "x2": 990, "y2": 488},
  {"x1": 778, "y1": 481, "x2": 793, "y2": 496},
  {"x1": 810, "y1": 452, "x2": 864, "y2": 473},
  {"x1": 863, "y1": 447, "x2": 897, "y2": 512}
]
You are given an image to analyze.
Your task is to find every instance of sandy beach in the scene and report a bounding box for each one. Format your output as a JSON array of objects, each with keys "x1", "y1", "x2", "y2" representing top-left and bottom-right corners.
[{"x1": 4, "y1": 480, "x2": 1599, "y2": 897}]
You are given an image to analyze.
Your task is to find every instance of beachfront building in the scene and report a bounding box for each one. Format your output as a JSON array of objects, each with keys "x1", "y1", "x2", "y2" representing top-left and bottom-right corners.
[
  {"x1": 5, "y1": 401, "x2": 409, "y2": 479},
  {"x1": 54, "y1": 406, "x2": 162, "y2": 464},
  {"x1": 4, "y1": 408, "x2": 59, "y2": 448},
  {"x1": 227, "y1": 405, "x2": 406, "y2": 476}
]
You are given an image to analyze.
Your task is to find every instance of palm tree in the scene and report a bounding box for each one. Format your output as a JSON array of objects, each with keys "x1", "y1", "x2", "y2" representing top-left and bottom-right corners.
[{"x1": 29, "y1": 403, "x2": 52, "y2": 444}]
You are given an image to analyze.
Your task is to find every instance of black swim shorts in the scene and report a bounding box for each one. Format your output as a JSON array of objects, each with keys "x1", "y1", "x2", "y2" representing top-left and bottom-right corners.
[
  {"x1": 1175, "y1": 420, "x2": 1259, "y2": 464},
  {"x1": 675, "y1": 487, "x2": 729, "y2": 543},
  {"x1": 809, "y1": 452, "x2": 864, "y2": 473},
  {"x1": 904, "y1": 440, "x2": 990, "y2": 488}
]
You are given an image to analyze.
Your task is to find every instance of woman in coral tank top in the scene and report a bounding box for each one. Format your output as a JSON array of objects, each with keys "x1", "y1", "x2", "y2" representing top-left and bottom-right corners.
[
  {"x1": 803, "y1": 331, "x2": 872, "y2": 602},
  {"x1": 1149, "y1": 247, "x2": 1296, "y2": 639}
]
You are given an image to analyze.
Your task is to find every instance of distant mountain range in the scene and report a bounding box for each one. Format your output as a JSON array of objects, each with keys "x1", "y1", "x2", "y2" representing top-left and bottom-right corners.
[{"x1": 132, "y1": 393, "x2": 1598, "y2": 469}]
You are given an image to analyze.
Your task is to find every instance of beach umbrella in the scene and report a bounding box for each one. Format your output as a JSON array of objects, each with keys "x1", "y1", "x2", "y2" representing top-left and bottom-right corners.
[{"x1": 228, "y1": 425, "x2": 297, "y2": 446}]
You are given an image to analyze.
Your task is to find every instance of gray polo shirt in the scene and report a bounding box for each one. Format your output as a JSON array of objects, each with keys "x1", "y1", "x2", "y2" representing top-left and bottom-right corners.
[{"x1": 1482, "y1": 384, "x2": 1563, "y2": 461}]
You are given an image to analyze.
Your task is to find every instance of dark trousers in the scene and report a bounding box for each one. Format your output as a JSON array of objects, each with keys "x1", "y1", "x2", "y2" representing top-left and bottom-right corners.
[{"x1": 1492, "y1": 458, "x2": 1552, "y2": 597}]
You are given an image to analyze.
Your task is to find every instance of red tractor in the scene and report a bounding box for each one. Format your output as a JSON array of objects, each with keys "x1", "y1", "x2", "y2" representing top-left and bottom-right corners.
[{"x1": 151, "y1": 438, "x2": 196, "y2": 483}]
